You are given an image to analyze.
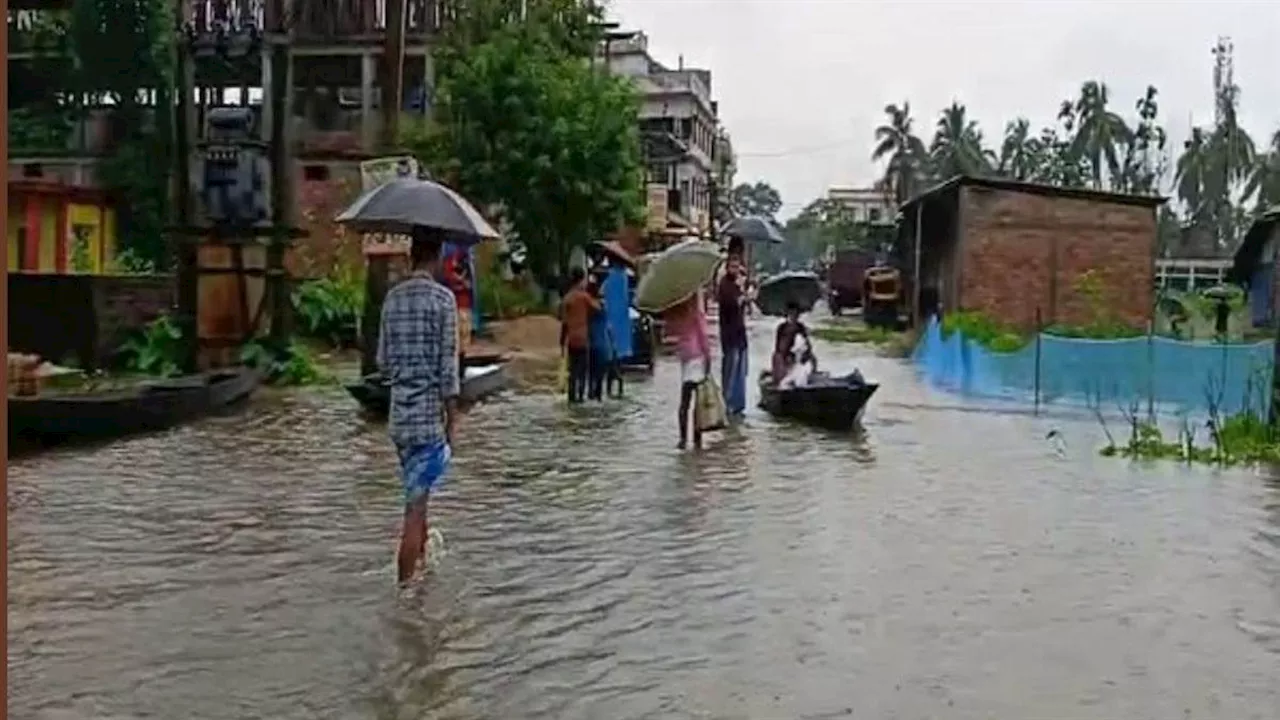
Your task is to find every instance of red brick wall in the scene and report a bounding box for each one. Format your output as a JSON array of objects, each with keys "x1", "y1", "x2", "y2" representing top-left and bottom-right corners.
[
  {"x1": 292, "y1": 161, "x2": 364, "y2": 279},
  {"x1": 957, "y1": 186, "x2": 1156, "y2": 331}
]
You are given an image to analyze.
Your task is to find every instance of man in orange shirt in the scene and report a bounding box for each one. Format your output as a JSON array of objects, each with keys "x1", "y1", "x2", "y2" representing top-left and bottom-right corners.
[{"x1": 559, "y1": 267, "x2": 600, "y2": 404}]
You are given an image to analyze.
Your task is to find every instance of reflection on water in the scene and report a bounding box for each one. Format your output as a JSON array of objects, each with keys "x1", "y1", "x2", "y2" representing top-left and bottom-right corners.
[{"x1": 8, "y1": 326, "x2": 1280, "y2": 719}]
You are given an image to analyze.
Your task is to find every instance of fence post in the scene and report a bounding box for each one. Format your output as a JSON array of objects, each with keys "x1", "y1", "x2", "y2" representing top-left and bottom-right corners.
[
  {"x1": 1146, "y1": 319, "x2": 1155, "y2": 422},
  {"x1": 1034, "y1": 307, "x2": 1042, "y2": 416}
]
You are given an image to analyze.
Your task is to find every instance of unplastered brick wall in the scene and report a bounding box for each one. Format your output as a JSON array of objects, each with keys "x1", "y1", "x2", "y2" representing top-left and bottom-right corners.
[
  {"x1": 958, "y1": 186, "x2": 1156, "y2": 331},
  {"x1": 294, "y1": 161, "x2": 364, "y2": 279}
]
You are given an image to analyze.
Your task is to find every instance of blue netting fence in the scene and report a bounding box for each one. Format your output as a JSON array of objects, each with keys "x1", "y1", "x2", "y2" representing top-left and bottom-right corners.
[{"x1": 912, "y1": 316, "x2": 1275, "y2": 418}]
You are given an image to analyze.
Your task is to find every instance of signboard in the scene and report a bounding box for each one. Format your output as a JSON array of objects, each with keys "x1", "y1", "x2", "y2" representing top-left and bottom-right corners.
[
  {"x1": 359, "y1": 155, "x2": 419, "y2": 193},
  {"x1": 359, "y1": 156, "x2": 419, "y2": 257},
  {"x1": 646, "y1": 184, "x2": 668, "y2": 232}
]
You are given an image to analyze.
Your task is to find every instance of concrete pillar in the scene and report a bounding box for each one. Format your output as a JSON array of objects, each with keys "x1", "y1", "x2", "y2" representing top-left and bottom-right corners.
[
  {"x1": 260, "y1": 50, "x2": 273, "y2": 141},
  {"x1": 422, "y1": 50, "x2": 435, "y2": 122},
  {"x1": 361, "y1": 51, "x2": 377, "y2": 151}
]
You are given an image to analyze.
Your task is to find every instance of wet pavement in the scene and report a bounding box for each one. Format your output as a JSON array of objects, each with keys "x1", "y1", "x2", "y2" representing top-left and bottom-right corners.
[{"x1": 8, "y1": 322, "x2": 1280, "y2": 719}]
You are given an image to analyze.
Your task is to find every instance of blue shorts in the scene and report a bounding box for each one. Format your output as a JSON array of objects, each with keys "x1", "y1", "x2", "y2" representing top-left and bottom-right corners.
[{"x1": 397, "y1": 440, "x2": 451, "y2": 505}]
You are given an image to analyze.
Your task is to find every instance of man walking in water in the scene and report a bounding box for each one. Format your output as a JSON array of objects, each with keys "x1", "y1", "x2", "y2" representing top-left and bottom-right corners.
[
  {"x1": 378, "y1": 227, "x2": 459, "y2": 585},
  {"x1": 718, "y1": 240, "x2": 750, "y2": 417}
]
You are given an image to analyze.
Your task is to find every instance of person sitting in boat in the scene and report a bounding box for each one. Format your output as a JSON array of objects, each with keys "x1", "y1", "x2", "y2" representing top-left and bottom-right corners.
[{"x1": 771, "y1": 301, "x2": 817, "y2": 387}]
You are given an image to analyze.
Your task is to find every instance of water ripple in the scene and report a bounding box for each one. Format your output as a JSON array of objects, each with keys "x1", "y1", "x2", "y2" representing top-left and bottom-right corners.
[{"x1": 8, "y1": 327, "x2": 1280, "y2": 719}]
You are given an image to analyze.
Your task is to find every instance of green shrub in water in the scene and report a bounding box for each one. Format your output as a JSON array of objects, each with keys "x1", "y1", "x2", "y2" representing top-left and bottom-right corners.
[
  {"x1": 292, "y1": 270, "x2": 364, "y2": 348},
  {"x1": 118, "y1": 314, "x2": 184, "y2": 377},
  {"x1": 240, "y1": 339, "x2": 330, "y2": 387}
]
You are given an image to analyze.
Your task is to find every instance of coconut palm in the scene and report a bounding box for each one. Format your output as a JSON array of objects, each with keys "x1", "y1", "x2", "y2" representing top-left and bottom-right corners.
[
  {"x1": 998, "y1": 117, "x2": 1040, "y2": 181},
  {"x1": 929, "y1": 101, "x2": 991, "y2": 179},
  {"x1": 1243, "y1": 128, "x2": 1280, "y2": 211},
  {"x1": 1175, "y1": 127, "x2": 1212, "y2": 222},
  {"x1": 1067, "y1": 80, "x2": 1132, "y2": 190},
  {"x1": 872, "y1": 102, "x2": 929, "y2": 205}
]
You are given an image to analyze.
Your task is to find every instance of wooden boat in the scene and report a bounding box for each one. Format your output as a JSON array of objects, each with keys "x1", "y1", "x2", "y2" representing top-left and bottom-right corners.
[
  {"x1": 8, "y1": 366, "x2": 262, "y2": 449},
  {"x1": 757, "y1": 371, "x2": 878, "y2": 432},
  {"x1": 345, "y1": 361, "x2": 511, "y2": 418}
]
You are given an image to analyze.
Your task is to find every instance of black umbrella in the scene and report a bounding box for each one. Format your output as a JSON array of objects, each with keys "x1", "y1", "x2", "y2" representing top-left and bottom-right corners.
[
  {"x1": 335, "y1": 178, "x2": 500, "y2": 242},
  {"x1": 720, "y1": 215, "x2": 786, "y2": 244},
  {"x1": 756, "y1": 271, "x2": 822, "y2": 316}
]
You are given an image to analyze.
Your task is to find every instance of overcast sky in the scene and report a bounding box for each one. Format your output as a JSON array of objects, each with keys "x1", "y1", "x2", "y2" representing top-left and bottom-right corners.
[{"x1": 609, "y1": 0, "x2": 1280, "y2": 219}]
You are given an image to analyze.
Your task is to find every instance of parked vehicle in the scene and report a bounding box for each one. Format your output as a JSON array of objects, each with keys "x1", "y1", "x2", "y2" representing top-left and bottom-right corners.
[{"x1": 826, "y1": 249, "x2": 875, "y2": 314}]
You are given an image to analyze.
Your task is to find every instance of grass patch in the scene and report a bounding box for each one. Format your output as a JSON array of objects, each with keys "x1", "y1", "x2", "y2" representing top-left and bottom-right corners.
[
  {"x1": 1096, "y1": 388, "x2": 1280, "y2": 466},
  {"x1": 812, "y1": 325, "x2": 916, "y2": 357}
]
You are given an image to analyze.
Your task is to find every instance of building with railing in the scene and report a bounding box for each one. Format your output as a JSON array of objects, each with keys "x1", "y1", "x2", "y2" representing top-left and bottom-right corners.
[
  {"x1": 606, "y1": 32, "x2": 720, "y2": 238},
  {"x1": 827, "y1": 185, "x2": 895, "y2": 225}
]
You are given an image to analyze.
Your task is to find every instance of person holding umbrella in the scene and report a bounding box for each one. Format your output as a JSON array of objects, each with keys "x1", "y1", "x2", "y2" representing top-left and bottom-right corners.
[
  {"x1": 377, "y1": 227, "x2": 460, "y2": 586},
  {"x1": 665, "y1": 291, "x2": 713, "y2": 449},
  {"x1": 336, "y1": 175, "x2": 502, "y2": 585}
]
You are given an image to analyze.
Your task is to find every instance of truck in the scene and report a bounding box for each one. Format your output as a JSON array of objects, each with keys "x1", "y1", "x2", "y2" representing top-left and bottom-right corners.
[{"x1": 825, "y1": 249, "x2": 875, "y2": 314}]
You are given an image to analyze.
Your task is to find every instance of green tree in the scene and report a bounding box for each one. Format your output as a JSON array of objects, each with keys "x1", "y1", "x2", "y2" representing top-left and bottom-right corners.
[
  {"x1": 412, "y1": 25, "x2": 644, "y2": 283},
  {"x1": 1067, "y1": 80, "x2": 1132, "y2": 190},
  {"x1": 729, "y1": 181, "x2": 783, "y2": 220},
  {"x1": 872, "y1": 102, "x2": 928, "y2": 204},
  {"x1": 68, "y1": 0, "x2": 174, "y2": 268},
  {"x1": 929, "y1": 101, "x2": 992, "y2": 179},
  {"x1": 1243, "y1": 129, "x2": 1280, "y2": 212},
  {"x1": 1114, "y1": 86, "x2": 1168, "y2": 195}
]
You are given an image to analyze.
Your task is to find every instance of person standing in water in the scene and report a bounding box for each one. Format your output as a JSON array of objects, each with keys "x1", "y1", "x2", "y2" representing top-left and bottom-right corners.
[
  {"x1": 665, "y1": 292, "x2": 712, "y2": 449},
  {"x1": 377, "y1": 227, "x2": 459, "y2": 585},
  {"x1": 585, "y1": 270, "x2": 615, "y2": 402},
  {"x1": 560, "y1": 267, "x2": 600, "y2": 404},
  {"x1": 717, "y1": 250, "x2": 749, "y2": 417}
]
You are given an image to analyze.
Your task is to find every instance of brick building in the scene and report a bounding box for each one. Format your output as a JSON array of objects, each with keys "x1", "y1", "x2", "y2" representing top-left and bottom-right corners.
[{"x1": 898, "y1": 175, "x2": 1165, "y2": 331}]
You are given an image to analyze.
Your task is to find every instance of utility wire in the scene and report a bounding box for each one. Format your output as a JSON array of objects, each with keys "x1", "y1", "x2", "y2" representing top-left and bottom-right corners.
[{"x1": 735, "y1": 137, "x2": 864, "y2": 159}]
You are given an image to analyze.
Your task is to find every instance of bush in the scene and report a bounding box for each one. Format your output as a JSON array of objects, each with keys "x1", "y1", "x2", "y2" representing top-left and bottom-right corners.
[
  {"x1": 118, "y1": 314, "x2": 184, "y2": 376},
  {"x1": 940, "y1": 311, "x2": 1029, "y2": 353},
  {"x1": 476, "y1": 268, "x2": 544, "y2": 319},
  {"x1": 292, "y1": 270, "x2": 363, "y2": 348},
  {"x1": 239, "y1": 339, "x2": 329, "y2": 386}
]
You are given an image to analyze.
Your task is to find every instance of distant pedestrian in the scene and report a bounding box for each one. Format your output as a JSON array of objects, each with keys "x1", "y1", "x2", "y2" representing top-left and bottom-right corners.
[
  {"x1": 377, "y1": 227, "x2": 459, "y2": 586},
  {"x1": 560, "y1": 267, "x2": 600, "y2": 404},
  {"x1": 664, "y1": 292, "x2": 712, "y2": 449},
  {"x1": 585, "y1": 270, "x2": 615, "y2": 401},
  {"x1": 717, "y1": 252, "x2": 749, "y2": 417}
]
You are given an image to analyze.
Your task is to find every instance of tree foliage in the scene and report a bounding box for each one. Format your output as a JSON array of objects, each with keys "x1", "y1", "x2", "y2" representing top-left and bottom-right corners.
[
  {"x1": 871, "y1": 45, "x2": 1280, "y2": 252},
  {"x1": 10, "y1": 0, "x2": 176, "y2": 268},
  {"x1": 410, "y1": 11, "x2": 644, "y2": 282},
  {"x1": 729, "y1": 181, "x2": 783, "y2": 221}
]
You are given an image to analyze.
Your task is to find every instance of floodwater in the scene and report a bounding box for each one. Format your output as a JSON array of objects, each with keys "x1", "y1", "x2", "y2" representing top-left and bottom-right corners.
[{"x1": 8, "y1": 322, "x2": 1280, "y2": 720}]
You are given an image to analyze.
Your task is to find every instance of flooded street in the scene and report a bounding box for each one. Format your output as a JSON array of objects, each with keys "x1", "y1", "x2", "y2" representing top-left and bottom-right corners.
[{"x1": 9, "y1": 322, "x2": 1280, "y2": 719}]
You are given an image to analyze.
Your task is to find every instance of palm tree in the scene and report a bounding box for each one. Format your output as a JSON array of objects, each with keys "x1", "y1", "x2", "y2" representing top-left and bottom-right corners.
[
  {"x1": 1243, "y1": 129, "x2": 1280, "y2": 211},
  {"x1": 929, "y1": 101, "x2": 991, "y2": 179},
  {"x1": 872, "y1": 102, "x2": 928, "y2": 205},
  {"x1": 1175, "y1": 127, "x2": 1211, "y2": 223},
  {"x1": 1067, "y1": 81, "x2": 1132, "y2": 190},
  {"x1": 998, "y1": 117, "x2": 1038, "y2": 181}
]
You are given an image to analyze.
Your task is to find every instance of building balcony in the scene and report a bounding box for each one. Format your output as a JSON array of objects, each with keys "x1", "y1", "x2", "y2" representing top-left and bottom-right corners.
[{"x1": 187, "y1": 0, "x2": 440, "y2": 47}]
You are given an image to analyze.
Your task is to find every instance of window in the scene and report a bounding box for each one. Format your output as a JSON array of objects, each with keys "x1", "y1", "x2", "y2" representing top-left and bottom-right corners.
[
  {"x1": 15, "y1": 227, "x2": 27, "y2": 271},
  {"x1": 868, "y1": 207, "x2": 883, "y2": 222},
  {"x1": 303, "y1": 164, "x2": 331, "y2": 182}
]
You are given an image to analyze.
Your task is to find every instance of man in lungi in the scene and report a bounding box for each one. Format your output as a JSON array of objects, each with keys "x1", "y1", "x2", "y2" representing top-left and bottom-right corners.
[{"x1": 377, "y1": 227, "x2": 460, "y2": 585}]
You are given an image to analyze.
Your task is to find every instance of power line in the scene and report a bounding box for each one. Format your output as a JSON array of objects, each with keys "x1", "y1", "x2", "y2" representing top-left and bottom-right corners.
[{"x1": 735, "y1": 137, "x2": 864, "y2": 159}]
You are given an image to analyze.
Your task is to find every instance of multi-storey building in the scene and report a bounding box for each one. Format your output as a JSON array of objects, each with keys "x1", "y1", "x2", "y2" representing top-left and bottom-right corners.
[
  {"x1": 826, "y1": 186, "x2": 896, "y2": 225},
  {"x1": 606, "y1": 32, "x2": 721, "y2": 238}
]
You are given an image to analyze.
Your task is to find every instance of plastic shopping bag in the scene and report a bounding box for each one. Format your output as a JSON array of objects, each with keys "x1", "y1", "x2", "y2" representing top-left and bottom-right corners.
[{"x1": 695, "y1": 377, "x2": 728, "y2": 432}]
